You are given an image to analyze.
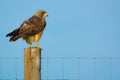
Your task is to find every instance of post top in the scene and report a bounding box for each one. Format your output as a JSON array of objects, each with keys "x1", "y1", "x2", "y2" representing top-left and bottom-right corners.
[{"x1": 24, "y1": 47, "x2": 42, "y2": 51}]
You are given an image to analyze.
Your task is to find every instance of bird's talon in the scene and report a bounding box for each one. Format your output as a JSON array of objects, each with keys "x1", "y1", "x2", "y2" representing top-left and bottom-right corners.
[
  {"x1": 30, "y1": 45, "x2": 33, "y2": 48},
  {"x1": 30, "y1": 46, "x2": 33, "y2": 48},
  {"x1": 36, "y1": 45, "x2": 41, "y2": 49}
]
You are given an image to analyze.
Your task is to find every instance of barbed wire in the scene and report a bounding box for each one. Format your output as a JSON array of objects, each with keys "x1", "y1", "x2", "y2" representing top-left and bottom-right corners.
[
  {"x1": 0, "y1": 57, "x2": 119, "y2": 80},
  {"x1": 0, "y1": 57, "x2": 120, "y2": 59}
]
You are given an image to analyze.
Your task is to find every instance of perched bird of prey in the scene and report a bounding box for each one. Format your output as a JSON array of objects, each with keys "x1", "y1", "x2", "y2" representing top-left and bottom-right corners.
[{"x1": 6, "y1": 10, "x2": 48, "y2": 48}]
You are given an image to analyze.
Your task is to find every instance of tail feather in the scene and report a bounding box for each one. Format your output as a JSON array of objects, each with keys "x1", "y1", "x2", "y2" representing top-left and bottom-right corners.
[
  {"x1": 6, "y1": 28, "x2": 20, "y2": 37},
  {"x1": 6, "y1": 28, "x2": 20, "y2": 41},
  {"x1": 10, "y1": 35, "x2": 20, "y2": 41}
]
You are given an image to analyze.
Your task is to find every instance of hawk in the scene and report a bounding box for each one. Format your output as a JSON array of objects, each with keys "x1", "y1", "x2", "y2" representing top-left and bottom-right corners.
[{"x1": 6, "y1": 10, "x2": 48, "y2": 48}]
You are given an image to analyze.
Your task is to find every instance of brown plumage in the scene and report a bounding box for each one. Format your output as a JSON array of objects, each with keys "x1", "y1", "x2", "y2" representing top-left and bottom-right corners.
[{"x1": 6, "y1": 10, "x2": 48, "y2": 48}]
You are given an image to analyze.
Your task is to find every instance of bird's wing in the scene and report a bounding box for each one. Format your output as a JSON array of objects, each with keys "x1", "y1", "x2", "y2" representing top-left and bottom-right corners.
[{"x1": 19, "y1": 16, "x2": 46, "y2": 36}]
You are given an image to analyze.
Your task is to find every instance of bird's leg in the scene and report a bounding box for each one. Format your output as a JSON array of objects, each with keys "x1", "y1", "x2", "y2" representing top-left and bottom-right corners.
[
  {"x1": 35, "y1": 32, "x2": 42, "y2": 49},
  {"x1": 30, "y1": 43, "x2": 33, "y2": 48},
  {"x1": 36, "y1": 41, "x2": 40, "y2": 48}
]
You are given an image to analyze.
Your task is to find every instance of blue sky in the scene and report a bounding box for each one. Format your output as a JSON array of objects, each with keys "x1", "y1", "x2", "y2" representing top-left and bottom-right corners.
[
  {"x1": 0, "y1": 0, "x2": 120, "y2": 79},
  {"x1": 0, "y1": 0, "x2": 120, "y2": 57}
]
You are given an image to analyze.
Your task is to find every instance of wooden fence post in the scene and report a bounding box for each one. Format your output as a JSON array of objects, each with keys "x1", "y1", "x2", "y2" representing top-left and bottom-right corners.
[{"x1": 24, "y1": 48, "x2": 41, "y2": 80}]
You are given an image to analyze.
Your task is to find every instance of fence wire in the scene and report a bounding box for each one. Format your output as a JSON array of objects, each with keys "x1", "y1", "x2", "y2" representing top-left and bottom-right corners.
[{"x1": 0, "y1": 57, "x2": 120, "y2": 80}]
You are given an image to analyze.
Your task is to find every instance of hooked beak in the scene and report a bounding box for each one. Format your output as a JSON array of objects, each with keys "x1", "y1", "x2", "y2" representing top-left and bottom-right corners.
[{"x1": 44, "y1": 13, "x2": 48, "y2": 17}]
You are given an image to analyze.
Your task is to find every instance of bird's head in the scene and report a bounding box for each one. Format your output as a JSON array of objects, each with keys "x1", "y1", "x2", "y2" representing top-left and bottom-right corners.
[{"x1": 34, "y1": 10, "x2": 48, "y2": 18}]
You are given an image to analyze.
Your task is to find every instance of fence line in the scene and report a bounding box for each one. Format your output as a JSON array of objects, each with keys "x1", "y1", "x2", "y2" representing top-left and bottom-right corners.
[
  {"x1": 0, "y1": 56, "x2": 120, "y2": 59},
  {"x1": 0, "y1": 57, "x2": 120, "y2": 80}
]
